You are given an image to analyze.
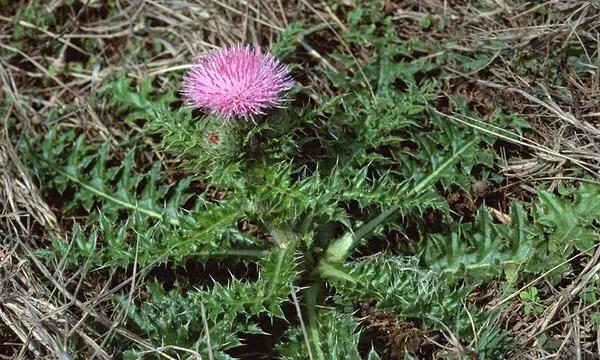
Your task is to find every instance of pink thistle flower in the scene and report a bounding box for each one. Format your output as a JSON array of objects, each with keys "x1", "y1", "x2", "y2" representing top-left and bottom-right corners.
[{"x1": 181, "y1": 44, "x2": 294, "y2": 119}]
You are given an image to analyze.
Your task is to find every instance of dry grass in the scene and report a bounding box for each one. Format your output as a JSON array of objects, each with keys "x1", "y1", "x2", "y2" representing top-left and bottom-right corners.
[
  {"x1": 1, "y1": 0, "x2": 599, "y2": 358},
  {"x1": 440, "y1": 1, "x2": 600, "y2": 185}
]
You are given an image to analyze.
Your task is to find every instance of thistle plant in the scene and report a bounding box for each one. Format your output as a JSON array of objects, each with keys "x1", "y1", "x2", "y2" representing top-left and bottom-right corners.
[
  {"x1": 30, "y1": 39, "x2": 500, "y2": 358},
  {"x1": 26, "y1": 15, "x2": 596, "y2": 358},
  {"x1": 10, "y1": 1, "x2": 600, "y2": 358},
  {"x1": 146, "y1": 43, "x2": 482, "y2": 359}
]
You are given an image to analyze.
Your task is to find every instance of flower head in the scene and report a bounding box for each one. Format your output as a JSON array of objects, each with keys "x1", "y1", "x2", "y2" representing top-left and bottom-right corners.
[{"x1": 181, "y1": 44, "x2": 294, "y2": 119}]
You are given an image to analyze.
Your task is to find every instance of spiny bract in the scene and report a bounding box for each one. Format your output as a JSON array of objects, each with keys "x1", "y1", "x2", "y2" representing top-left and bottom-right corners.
[{"x1": 181, "y1": 44, "x2": 294, "y2": 119}]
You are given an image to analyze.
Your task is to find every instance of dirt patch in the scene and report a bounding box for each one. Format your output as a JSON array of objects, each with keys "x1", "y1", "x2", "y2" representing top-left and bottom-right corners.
[
  {"x1": 0, "y1": 323, "x2": 21, "y2": 358},
  {"x1": 360, "y1": 308, "x2": 438, "y2": 359}
]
